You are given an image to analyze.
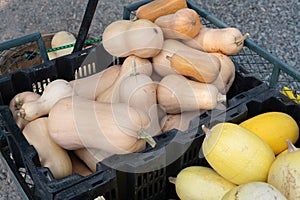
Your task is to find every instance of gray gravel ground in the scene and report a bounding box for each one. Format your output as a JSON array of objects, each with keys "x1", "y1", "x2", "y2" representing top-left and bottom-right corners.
[{"x1": 0, "y1": 0, "x2": 299, "y2": 199}]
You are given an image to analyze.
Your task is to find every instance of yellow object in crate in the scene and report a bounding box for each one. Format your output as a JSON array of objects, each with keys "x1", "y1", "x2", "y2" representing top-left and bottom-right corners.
[{"x1": 281, "y1": 86, "x2": 300, "y2": 104}]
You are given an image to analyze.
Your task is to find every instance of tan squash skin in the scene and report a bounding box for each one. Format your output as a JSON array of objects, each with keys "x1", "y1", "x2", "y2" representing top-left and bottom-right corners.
[
  {"x1": 184, "y1": 27, "x2": 249, "y2": 55},
  {"x1": 9, "y1": 91, "x2": 41, "y2": 130},
  {"x1": 48, "y1": 96, "x2": 154, "y2": 154},
  {"x1": 119, "y1": 73, "x2": 161, "y2": 136},
  {"x1": 96, "y1": 55, "x2": 152, "y2": 103},
  {"x1": 152, "y1": 39, "x2": 201, "y2": 77},
  {"x1": 70, "y1": 65, "x2": 121, "y2": 100},
  {"x1": 23, "y1": 117, "x2": 73, "y2": 179},
  {"x1": 169, "y1": 50, "x2": 221, "y2": 83},
  {"x1": 69, "y1": 152, "x2": 93, "y2": 176},
  {"x1": 157, "y1": 74, "x2": 226, "y2": 114},
  {"x1": 211, "y1": 53, "x2": 236, "y2": 94},
  {"x1": 135, "y1": 0, "x2": 187, "y2": 22},
  {"x1": 73, "y1": 148, "x2": 115, "y2": 173},
  {"x1": 102, "y1": 20, "x2": 132, "y2": 57},
  {"x1": 102, "y1": 19, "x2": 164, "y2": 58},
  {"x1": 51, "y1": 31, "x2": 76, "y2": 57},
  {"x1": 18, "y1": 79, "x2": 73, "y2": 121},
  {"x1": 160, "y1": 110, "x2": 205, "y2": 132},
  {"x1": 154, "y1": 8, "x2": 201, "y2": 40}
]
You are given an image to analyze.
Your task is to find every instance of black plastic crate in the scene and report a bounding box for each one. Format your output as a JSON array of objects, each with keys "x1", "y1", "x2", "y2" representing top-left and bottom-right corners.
[
  {"x1": 98, "y1": 129, "x2": 178, "y2": 200},
  {"x1": 0, "y1": 37, "x2": 265, "y2": 200},
  {"x1": 0, "y1": 27, "x2": 283, "y2": 200},
  {"x1": 0, "y1": 105, "x2": 118, "y2": 200}
]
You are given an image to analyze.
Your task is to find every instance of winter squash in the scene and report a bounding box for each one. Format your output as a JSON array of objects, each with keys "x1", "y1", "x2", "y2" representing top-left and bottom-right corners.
[
  {"x1": 160, "y1": 110, "x2": 205, "y2": 132},
  {"x1": 74, "y1": 148, "x2": 114, "y2": 173},
  {"x1": 184, "y1": 27, "x2": 249, "y2": 55},
  {"x1": 168, "y1": 50, "x2": 221, "y2": 83},
  {"x1": 23, "y1": 117, "x2": 72, "y2": 179},
  {"x1": 211, "y1": 53, "x2": 236, "y2": 94},
  {"x1": 154, "y1": 8, "x2": 201, "y2": 40},
  {"x1": 135, "y1": 0, "x2": 187, "y2": 22},
  {"x1": 51, "y1": 31, "x2": 76, "y2": 57},
  {"x1": 18, "y1": 79, "x2": 73, "y2": 121},
  {"x1": 152, "y1": 39, "x2": 199, "y2": 77},
  {"x1": 70, "y1": 65, "x2": 121, "y2": 100},
  {"x1": 48, "y1": 96, "x2": 156, "y2": 153},
  {"x1": 169, "y1": 166, "x2": 236, "y2": 200},
  {"x1": 202, "y1": 122, "x2": 275, "y2": 185},
  {"x1": 268, "y1": 140, "x2": 300, "y2": 200},
  {"x1": 119, "y1": 61, "x2": 161, "y2": 136},
  {"x1": 69, "y1": 152, "x2": 93, "y2": 176},
  {"x1": 221, "y1": 182, "x2": 287, "y2": 200},
  {"x1": 96, "y1": 55, "x2": 153, "y2": 103},
  {"x1": 9, "y1": 91, "x2": 41, "y2": 130},
  {"x1": 157, "y1": 74, "x2": 226, "y2": 114},
  {"x1": 240, "y1": 112, "x2": 299, "y2": 155},
  {"x1": 102, "y1": 19, "x2": 164, "y2": 58}
]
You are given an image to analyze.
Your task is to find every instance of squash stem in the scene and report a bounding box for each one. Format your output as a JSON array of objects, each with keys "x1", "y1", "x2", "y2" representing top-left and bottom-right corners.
[
  {"x1": 14, "y1": 96, "x2": 23, "y2": 110},
  {"x1": 201, "y1": 125, "x2": 211, "y2": 138},
  {"x1": 168, "y1": 177, "x2": 177, "y2": 184},
  {"x1": 16, "y1": 108, "x2": 25, "y2": 119},
  {"x1": 132, "y1": 16, "x2": 138, "y2": 21},
  {"x1": 287, "y1": 139, "x2": 298, "y2": 152},
  {"x1": 217, "y1": 93, "x2": 227, "y2": 103},
  {"x1": 166, "y1": 55, "x2": 172, "y2": 61},
  {"x1": 137, "y1": 128, "x2": 157, "y2": 148},
  {"x1": 130, "y1": 58, "x2": 139, "y2": 77},
  {"x1": 235, "y1": 33, "x2": 250, "y2": 46},
  {"x1": 15, "y1": 96, "x2": 20, "y2": 105}
]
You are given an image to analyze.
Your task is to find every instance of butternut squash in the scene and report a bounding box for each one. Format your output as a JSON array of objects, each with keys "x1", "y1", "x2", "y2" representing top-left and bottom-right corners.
[
  {"x1": 268, "y1": 140, "x2": 300, "y2": 200},
  {"x1": 23, "y1": 117, "x2": 72, "y2": 179},
  {"x1": 18, "y1": 79, "x2": 73, "y2": 121},
  {"x1": 70, "y1": 65, "x2": 121, "y2": 100},
  {"x1": 150, "y1": 69, "x2": 163, "y2": 83},
  {"x1": 102, "y1": 19, "x2": 164, "y2": 58},
  {"x1": 47, "y1": 51, "x2": 58, "y2": 60},
  {"x1": 69, "y1": 152, "x2": 93, "y2": 176},
  {"x1": 9, "y1": 91, "x2": 41, "y2": 130},
  {"x1": 51, "y1": 31, "x2": 76, "y2": 57},
  {"x1": 152, "y1": 39, "x2": 198, "y2": 77},
  {"x1": 135, "y1": 0, "x2": 187, "y2": 22},
  {"x1": 168, "y1": 50, "x2": 221, "y2": 83},
  {"x1": 184, "y1": 27, "x2": 250, "y2": 55},
  {"x1": 119, "y1": 62, "x2": 161, "y2": 136},
  {"x1": 211, "y1": 53, "x2": 236, "y2": 94},
  {"x1": 202, "y1": 123, "x2": 275, "y2": 185},
  {"x1": 48, "y1": 96, "x2": 156, "y2": 153},
  {"x1": 169, "y1": 166, "x2": 236, "y2": 200},
  {"x1": 74, "y1": 148, "x2": 115, "y2": 173},
  {"x1": 154, "y1": 8, "x2": 201, "y2": 40},
  {"x1": 160, "y1": 110, "x2": 205, "y2": 132},
  {"x1": 157, "y1": 74, "x2": 226, "y2": 114},
  {"x1": 240, "y1": 112, "x2": 299, "y2": 155},
  {"x1": 96, "y1": 55, "x2": 152, "y2": 103}
]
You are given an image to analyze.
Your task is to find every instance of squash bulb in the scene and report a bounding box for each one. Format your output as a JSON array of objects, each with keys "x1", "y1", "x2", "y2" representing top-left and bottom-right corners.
[
  {"x1": 170, "y1": 166, "x2": 236, "y2": 200},
  {"x1": 240, "y1": 112, "x2": 299, "y2": 155},
  {"x1": 202, "y1": 122, "x2": 275, "y2": 185},
  {"x1": 268, "y1": 140, "x2": 300, "y2": 200},
  {"x1": 221, "y1": 182, "x2": 287, "y2": 200}
]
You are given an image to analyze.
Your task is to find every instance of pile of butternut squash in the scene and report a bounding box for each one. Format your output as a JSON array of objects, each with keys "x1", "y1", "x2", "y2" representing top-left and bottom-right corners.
[
  {"x1": 8, "y1": 0, "x2": 249, "y2": 181},
  {"x1": 170, "y1": 112, "x2": 300, "y2": 200}
]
